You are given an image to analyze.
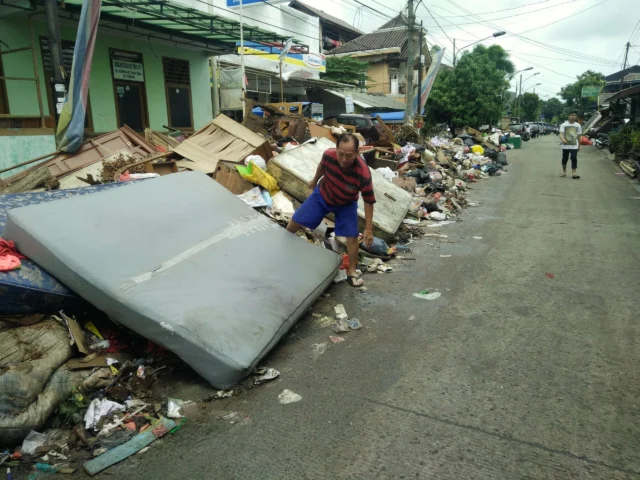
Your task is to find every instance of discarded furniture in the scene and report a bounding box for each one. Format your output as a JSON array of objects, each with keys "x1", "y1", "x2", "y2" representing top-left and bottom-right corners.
[{"x1": 5, "y1": 172, "x2": 340, "y2": 388}]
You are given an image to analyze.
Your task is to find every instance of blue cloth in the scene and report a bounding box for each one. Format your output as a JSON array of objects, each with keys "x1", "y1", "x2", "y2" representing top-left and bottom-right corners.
[{"x1": 293, "y1": 187, "x2": 359, "y2": 237}]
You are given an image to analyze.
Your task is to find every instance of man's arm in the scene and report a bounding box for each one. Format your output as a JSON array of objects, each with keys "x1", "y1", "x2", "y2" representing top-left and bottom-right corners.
[
  {"x1": 362, "y1": 202, "x2": 374, "y2": 247},
  {"x1": 559, "y1": 125, "x2": 567, "y2": 144},
  {"x1": 308, "y1": 162, "x2": 325, "y2": 190}
]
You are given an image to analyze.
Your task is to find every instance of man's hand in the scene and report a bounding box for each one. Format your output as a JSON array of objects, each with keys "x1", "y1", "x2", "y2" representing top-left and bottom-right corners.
[
  {"x1": 308, "y1": 179, "x2": 317, "y2": 190},
  {"x1": 362, "y1": 228, "x2": 374, "y2": 248}
]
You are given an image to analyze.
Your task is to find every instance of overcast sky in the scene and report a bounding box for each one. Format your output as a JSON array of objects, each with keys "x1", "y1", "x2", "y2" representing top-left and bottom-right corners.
[{"x1": 302, "y1": 0, "x2": 640, "y2": 99}]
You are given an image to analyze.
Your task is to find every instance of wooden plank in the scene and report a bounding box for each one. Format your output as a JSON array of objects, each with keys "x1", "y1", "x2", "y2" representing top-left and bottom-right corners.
[
  {"x1": 373, "y1": 116, "x2": 397, "y2": 144},
  {"x1": 83, "y1": 418, "x2": 176, "y2": 476},
  {"x1": 61, "y1": 312, "x2": 89, "y2": 354},
  {"x1": 213, "y1": 161, "x2": 255, "y2": 194},
  {"x1": 0, "y1": 166, "x2": 55, "y2": 194}
]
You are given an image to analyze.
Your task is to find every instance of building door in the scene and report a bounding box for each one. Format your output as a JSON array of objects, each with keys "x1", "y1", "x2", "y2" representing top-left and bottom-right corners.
[
  {"x1": 115, "y1": 83, "x2": 146, "y2": 131},
  {"x1": 110, "y1": 49, "x2": 147, "y2": 131}
]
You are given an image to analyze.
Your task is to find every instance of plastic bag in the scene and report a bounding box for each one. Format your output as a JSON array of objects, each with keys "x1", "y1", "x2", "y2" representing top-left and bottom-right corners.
[
  {"x1": 361, "y1": 237, "x2": 389, "y2": 256},
  {"x1": 236, "y1": 162, "x2": 279, "y2": 196},
  {"x1": 244, "y1": 155, "x2": 267, "y2": 170}
]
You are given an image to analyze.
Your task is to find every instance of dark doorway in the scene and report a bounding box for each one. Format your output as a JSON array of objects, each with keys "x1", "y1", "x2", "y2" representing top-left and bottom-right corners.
[{"x1": 114, "y1": 82, "x2": 146, "y2": 131}]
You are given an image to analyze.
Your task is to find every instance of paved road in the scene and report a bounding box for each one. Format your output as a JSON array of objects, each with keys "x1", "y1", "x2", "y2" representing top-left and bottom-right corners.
[{"x1": 104, "y1": 135, "x2": 640, "y2": 479}]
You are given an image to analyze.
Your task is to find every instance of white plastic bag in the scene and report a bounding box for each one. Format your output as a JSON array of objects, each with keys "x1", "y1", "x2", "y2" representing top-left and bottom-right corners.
[{"x1": 244, "y1": 155, "x2": 267, "y2": 170}]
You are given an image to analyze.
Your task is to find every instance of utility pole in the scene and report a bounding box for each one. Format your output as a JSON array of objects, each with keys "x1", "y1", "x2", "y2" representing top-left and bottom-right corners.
[
  {"x1": 45, "y1": 0, "x2": 65, "y2": 124},
  {"x1": 404, "y1": 0, "x2": 415, "y2": 123},
  {"x1": 453, "y1": 39, "x2": 456, "y2": 66},
  {"x1": 619, "y1": 41, "x2": 630, "y2": 92},
  {"x1": 417, "y1": 20, "x2": 423, "y2": 116},
  {"x1": 517, "y1": 74, "x2": 523, "y2": 121}
]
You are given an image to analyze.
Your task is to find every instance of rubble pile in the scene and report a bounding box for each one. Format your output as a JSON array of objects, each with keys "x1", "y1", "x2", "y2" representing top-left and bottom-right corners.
[{"x1": 0, "y1": 112, "x2": 515, "y2": 475}]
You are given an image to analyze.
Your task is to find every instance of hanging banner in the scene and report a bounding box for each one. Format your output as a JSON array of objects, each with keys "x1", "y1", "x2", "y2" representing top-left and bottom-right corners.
[
  {"x1": 279, "y1": 37, "x2": 293, "y2": 62},
  {"x1": 56, "y1": 0, "x2": 102, "y2": 152},
  {"x1": 238, "y1": 42, "x2": 325, "y2": 73},
  {"x1": 412, "y1": 48, "x2": 445, "y2": 116}
]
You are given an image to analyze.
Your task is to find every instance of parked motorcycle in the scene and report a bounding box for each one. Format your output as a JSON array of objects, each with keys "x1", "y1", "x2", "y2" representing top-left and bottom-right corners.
[{"x1": 594, "y1": 134, "x2": 609, "y2": 150}]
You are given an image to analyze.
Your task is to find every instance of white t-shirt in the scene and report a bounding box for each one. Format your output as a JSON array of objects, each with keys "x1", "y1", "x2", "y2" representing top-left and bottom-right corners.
[{"x1": 560, "y1": 121, "x2": 582, "y2": 150}]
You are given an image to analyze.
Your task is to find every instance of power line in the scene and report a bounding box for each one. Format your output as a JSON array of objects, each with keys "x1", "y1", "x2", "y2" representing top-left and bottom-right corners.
[
  {"x1": 443, "y1": 0, "x2": 617, "y2": 64},
  {"x1": 628, "y1": 20, "x2": 640, "y2": 43},
  {"x1": 515, "y1": 0, "x2": 610, "y2": 35},
  {"x1": 350, "y1": 0, "x2": 394, "y2": 21},
  {"x1": 426, "y1": 0, "x2": 581, "y2": 19},
  {"x1": 509, "y1": 52, "x2": 578, "y2": 80},
  {"x1": 508, "y1": 51, "x2": 617, "y2": 67},
  {"x1": 420, "y1": 2, "x2": 453, "y2": 49}
]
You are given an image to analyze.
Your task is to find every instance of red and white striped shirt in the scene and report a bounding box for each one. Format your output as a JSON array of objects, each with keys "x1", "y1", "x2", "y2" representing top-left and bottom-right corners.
[{"x1": 319, "y1": 148, "x2": 376, "y2": 206}]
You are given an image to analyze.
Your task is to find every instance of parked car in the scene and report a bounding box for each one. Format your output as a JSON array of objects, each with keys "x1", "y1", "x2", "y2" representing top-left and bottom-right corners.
[
  {"x1": 325, "y1": 114, "x2": 381, "y2": 143},
  {"x1": 509, "y1": 123, "x2": 531, "y2": 141}
]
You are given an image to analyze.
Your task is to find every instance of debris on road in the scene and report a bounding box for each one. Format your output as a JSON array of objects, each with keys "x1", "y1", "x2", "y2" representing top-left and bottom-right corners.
[
  {"x1": 254, "y1": 368, "x2": 281, "y2": 385},
  {"x1": 278, "y1": 390, "x2": 303, "y2": 404},
  {"x1": 329, "y1": 336, "x2": 346, "y2": 344},
  {"x1": 413, "y1": 290, "x2": 442, "y2": 300}
]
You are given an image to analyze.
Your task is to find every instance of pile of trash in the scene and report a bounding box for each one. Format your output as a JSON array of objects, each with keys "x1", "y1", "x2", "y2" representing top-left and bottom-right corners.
[{"x1": 0, "y1": 111, "x2": 512, "y2": 471}]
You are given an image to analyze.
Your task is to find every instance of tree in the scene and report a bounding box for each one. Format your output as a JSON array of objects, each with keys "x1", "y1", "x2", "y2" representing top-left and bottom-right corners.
[
  {"x1": 540, "y1": 97, "x2": 564, "y2": 123},
  {"x1": 321, "y1": 56, "x2": 370, "y2": 86},
  {"x1": 425, "y1": 45, "x2": 513, "y2": 130},
  {"x1": 559, "y1": 70, "x2": 605, "y2": 117},
  {"x1": 521, "y1": 92, "x2": 541, "y2": 121}
]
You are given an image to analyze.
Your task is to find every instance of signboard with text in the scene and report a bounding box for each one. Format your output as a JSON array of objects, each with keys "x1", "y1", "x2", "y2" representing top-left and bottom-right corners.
[
  {"x1": 581, "y1": 86, "x2": 601, "y2": 97},
  {"x1": 112, "y1": 60, "x2": 144, "y2": 82}
]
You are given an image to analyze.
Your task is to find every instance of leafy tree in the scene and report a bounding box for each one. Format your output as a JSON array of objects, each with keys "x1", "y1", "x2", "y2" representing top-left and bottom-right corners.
[
  {"x1": 321, "y1": 56, "x2": 370, "y2": 86},
  {"x1": 540, "y1": 97, "x2": 564, "y2": 122},
  {"x1": 425, "y1": 45, "x2": 512, "y2": 130},
  {"x1": 521, "y1": 92, "x2": 541, "y2": 121},
  {"x1": 559, "y1": 70, "x2": 605, "y2": 117}
]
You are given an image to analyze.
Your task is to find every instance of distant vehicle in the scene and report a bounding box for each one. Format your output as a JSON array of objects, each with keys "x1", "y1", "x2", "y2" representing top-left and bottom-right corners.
[
  {"x1": 509, "y1": 123, "x2": 531, "y2": 141},
  {"x1": 325, "y1": 114, "x2": 381, "y2": 143}
]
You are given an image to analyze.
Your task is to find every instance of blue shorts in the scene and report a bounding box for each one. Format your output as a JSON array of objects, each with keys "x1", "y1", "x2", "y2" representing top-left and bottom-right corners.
[{"x1": 293, "y1": 187, "x2": 359, "y2": 237}]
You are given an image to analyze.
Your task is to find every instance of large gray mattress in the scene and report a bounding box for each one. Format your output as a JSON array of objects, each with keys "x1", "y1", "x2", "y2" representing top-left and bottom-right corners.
[{"x1": 5, "y1": 172, "x2": 340, "y2": 388}]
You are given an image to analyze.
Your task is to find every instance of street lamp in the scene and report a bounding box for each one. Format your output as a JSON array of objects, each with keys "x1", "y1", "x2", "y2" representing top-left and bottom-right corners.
[
  {"x1": 453, "y1": 31, "x2": 506, "y2": 66},
  {"x1": 525, "y1": 83, "x2": 542, "y2": 93}
]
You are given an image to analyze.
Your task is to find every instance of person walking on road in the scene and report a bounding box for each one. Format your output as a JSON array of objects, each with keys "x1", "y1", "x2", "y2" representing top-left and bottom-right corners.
[
  {"x1": 286, "y1": 133, "x2": 375, "y2": 287},
  {"x1": 559, "y1": 111, "x2": 582, "y2": 179}
]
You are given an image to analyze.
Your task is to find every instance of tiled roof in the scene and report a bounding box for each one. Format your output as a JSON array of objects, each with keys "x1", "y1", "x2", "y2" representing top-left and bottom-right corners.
[
  {"x1": 289, "y1": 0, "x2": 363, "y2": 36},
  {"x1": 378, "y1": 14, "x2": 407, "y2": 30},
  {"x1": 604, "y1": 65, "x2": 640, "y2": 82},
  {"x1": 326, "y1": 28, "x2": 407, "y2": 56}
]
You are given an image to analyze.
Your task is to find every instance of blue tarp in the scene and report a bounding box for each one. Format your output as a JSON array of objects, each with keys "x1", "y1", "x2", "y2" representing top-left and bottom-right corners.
[
  {"x1": 251, "y1": 102, "x2": 311, "y2": 117},
  {"x1": 371, "y1": 111, "x2": 405, "y2": 122}
]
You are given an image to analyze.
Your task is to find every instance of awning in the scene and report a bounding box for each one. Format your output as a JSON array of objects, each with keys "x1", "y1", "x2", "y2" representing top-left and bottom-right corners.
[
  {"x1": 325, "y1": 90, "x2": 406, "y2": 110},
  {"x1": 606, "y1": 85, "x2": 640, "y2": 104},
  {"x1": 27, "y1": 0, "x2": 309, "y2": 55}
]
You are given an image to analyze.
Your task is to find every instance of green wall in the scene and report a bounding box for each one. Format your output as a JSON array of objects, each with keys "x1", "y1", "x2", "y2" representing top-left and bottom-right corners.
[{"x1": 0, "y1": 13, "x2": 212, "y2": 132}]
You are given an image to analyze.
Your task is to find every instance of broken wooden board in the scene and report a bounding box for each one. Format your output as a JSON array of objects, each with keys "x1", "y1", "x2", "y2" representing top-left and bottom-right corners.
[
  {"x1": 436, "y1": 149, "x2": 450, "y2": 166},
  {"x1": 373, "y1": 116, "x2": 398, "y2": 144},
  {"x1": 0, "y1": 166, "x2": 56, "y2": 194},
  {"x1": 60, "y1": 312, "x2": 89, "y2": 354},
  {"x1": 83, "y1": 417, "x2": 175, "y2": 476},
  {"x1": 66, "y1": 352, "x2": 132, "y2": 370},
  {"x1": 174, "y1": 114, "x2": 271, "y2": 175},
  {"x1": 308, "y1": 122, "x2": 337, "y2": 142},
  {"x1": 213, "y1": 161, "x2": 255, "y2": 195},
  {"x1": 1, "y1": 126, "x2": 156, "y2": 187},
  {"x1": 144, "y1": 128, "x2": 180, "y2": 152},
  {"x1": 266, "y1": 137, "x2": 412, "y2": 241}
]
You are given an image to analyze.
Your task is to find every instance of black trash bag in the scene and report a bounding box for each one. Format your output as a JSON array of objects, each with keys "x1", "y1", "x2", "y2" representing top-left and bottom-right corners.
[
  {"x1": 464, "y1": 138, "x2": 475, "y2": 147},
  {"x1": 360, "y1": 237, "x2": 389, "y2": 256},
  {"x1": 496, "y1": 152, "x2": 508, "y2": 165},
  {"x1": 484, "y1": 149, "x2": 498, "y2": 159}
]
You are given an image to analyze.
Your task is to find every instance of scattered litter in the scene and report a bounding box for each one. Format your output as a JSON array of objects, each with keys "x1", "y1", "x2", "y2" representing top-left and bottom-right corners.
[
  {"x1": 359, "y1": 286, "x2": 368, "y2": 292},
  {"x1": 377, "y1": 264, "x2": 393, "y2": 273},
  {"x1": 424, "y1": 233, "x2": 448, "y2": 238},
  {"x1": 213, "y1": 390, "x2": 234, "y2": 399},
  {"x1": 472, "y1": 236, "x2": 483, "y2": 240},
  {"x1": 440, "y1": 255, "x2": 452, "y2": 258},
  {"x1": 21, "y1": 431, "x2": 48, "y2": 456},
  {"x1": 236, "y1": 186, "x2": 268, "y2": 208},
  {"x1": 333, "y1": 269, "x2": 348, "y2": 283},
  {"x1": 468, "y1": 202, "x2": 481, "y2": 207},
  {"x1": 278, "y1": 389, "x2": 302, "y2": 404},
  {"x1": 84, "y1": 399, "x2": 125, "y2": 431},
  {"x1": 254, "y1": 367, "x2": 281, "y2": 384},
  {"x1": 312, "y1": 343, "x2": 328, "y2": 358},
  {"x1": 348, "y1": 319, "x2": 362, "y2": 330},
  {"x1": 427, "y1": 221, "x2": 456, "y2": 227},
  {"x1": 167, "y1": 398, "x2": 192, "y2": 419},
  {"x1": 222, "y1": 412, "x2": 240, "y2": 423},
  {"x1": 408, "y1": 316, "x2": 416, "y2": 321},
  {"x1": 334, "y1": 304, "x2": 348, "y2": 321},
  {"x1": 329, "y1": 335, "x2": 346, "y2": 343},
  {"x1": 332, "y1": 319, "x2": 350, "y2": 333},
  {"x1": 413, "y1": 291, "x2": 442, "y2": 300},
  {"x1": 545, "y1": 272, "x2": 555, "y2": 279},
  {"x1": 137, "y1": 447, "x2": 150, "y2": 455},
  {"x1": 428, "y1": 211, "x2": 448, "y2": 221},
  {"x1": 403, "y1": 218, "x2": 421, "y2": 225},
  {"x1": 312, "y1": 313, "x2": 335, "y2": 328}
]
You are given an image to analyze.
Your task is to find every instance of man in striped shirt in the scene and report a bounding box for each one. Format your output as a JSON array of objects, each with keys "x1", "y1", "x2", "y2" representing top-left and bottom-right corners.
[{"x1": 287, "y1": 134, "x2": 376, "y2": 287}]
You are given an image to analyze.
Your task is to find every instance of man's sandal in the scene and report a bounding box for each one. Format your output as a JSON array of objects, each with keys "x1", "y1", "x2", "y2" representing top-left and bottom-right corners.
[
  {"x1": 560, "y1": 173, "x2": 567, "y2": 177},
  {"x1": 572, "y1": 175, "x2": 580, "y2": 179},
  {"x1": 347, "y1": 276, "x2": 364, "y2": 287}
]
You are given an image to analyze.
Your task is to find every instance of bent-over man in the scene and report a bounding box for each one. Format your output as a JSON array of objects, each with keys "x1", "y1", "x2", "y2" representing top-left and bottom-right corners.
[{"x1": 286, "y1": 134, "x2": 375, "y2": 287}]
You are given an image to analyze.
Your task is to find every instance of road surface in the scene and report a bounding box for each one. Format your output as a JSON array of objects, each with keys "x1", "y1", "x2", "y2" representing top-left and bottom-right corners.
[{"x1": 100, "y1": 135, "x2": 640, "y2": 479}]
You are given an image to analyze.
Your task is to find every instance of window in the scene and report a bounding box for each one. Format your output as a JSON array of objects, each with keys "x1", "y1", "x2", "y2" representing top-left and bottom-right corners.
[
  {"x1": 163, "y1": 57, "x2": 192, "y2": 129},
  {"x1": 354, "y1": 118, "x2": 367, "y2": 127},
  {"x1": 338, "y1": 117, "x2": 351, "y2": 125},
  {"x1": 39, "y1": 37, "x2": 93, "y2": 129},
  {"x1": 0, "y1": 50, "x2": 8, "y2": 114}
]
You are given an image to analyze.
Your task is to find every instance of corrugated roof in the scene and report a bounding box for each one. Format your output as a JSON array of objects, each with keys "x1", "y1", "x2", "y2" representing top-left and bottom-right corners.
[
  {"x1": 605, "y1": 85, "x2": 640, "y2": 103},
  {"x1": 289, "y1": 0, "x2": 363, "y2": 36},
  {"x1": 605, "y1": 65, "x2": 640, "y2": 82},
  {"x1": 327, "y1": 29, "x2": 407, "y2": 56}
]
